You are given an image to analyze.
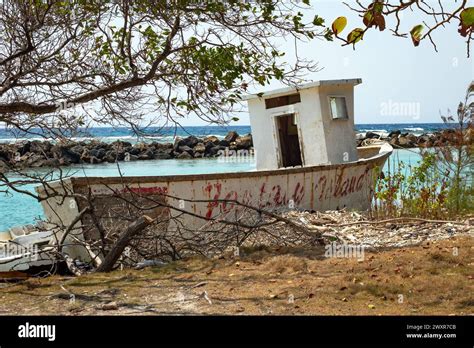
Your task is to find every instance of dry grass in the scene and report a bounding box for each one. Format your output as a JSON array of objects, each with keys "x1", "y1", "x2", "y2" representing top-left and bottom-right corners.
[{"x1": 0, "y1": 236, "x2": 473, "y2": 315}]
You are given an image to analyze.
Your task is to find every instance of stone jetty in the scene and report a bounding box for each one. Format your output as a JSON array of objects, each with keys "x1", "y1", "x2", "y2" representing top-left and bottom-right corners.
[
  {"x1": 1, "y1": 127, "x2": 471, "y2": 171},
  {"x1": 0, "y1": 131, "x2": 253, "y2": 170},
  {"x1": 356, "y1": 128, "x2": 472, "y2": 148}
]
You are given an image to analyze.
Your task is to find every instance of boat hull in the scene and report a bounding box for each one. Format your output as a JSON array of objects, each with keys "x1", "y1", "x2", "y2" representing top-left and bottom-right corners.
[{"x1": 37, "y1": 144, "x2": 392, "y2": 260}]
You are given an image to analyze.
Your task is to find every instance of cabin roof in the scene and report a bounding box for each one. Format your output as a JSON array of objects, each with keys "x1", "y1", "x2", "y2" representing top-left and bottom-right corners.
[{"x1": 242, "y1": 78, "x2": 362, "y2": 101}]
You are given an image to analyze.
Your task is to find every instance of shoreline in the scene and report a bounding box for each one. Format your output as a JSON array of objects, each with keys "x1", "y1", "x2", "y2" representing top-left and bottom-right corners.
[
  {"x1": 0, "y1": 131, "x2": 253, "y2": 171},
  {"x1": 0, "y1": 128, "x2": 468, "y2": 171},
  {"x1": 357, "y1": 128, "x2": 470, "y2": 148}
]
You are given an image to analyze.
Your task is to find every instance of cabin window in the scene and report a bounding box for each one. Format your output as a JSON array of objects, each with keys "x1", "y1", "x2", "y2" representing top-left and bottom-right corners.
[
  {"x1": 329, "y1": 96, "x2": 348, "y2": 119},
  {"x1": 265, "y1": 93, "x2": 301, "y2": 109}
]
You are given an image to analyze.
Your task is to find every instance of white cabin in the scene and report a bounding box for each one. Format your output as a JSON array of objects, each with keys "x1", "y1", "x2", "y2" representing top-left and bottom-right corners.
[{"x1": 246, "y1": 79, "x2": 361, "y2": 170}]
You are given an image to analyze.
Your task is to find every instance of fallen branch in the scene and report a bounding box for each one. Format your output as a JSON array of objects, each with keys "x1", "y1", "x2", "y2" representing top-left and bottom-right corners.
[{"x1": 95, "y1": 215, "x2": 155, "y2": 273}]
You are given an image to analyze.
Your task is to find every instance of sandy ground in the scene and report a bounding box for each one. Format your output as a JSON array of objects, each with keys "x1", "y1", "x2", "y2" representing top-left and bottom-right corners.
[{"x1": 0, "y1": 235, "x2": 473, "y2": 315}]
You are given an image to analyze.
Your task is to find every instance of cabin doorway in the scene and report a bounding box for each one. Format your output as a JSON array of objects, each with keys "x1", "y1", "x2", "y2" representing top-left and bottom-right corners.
[{"x1": 275, "y1": 114, "x2": 303, "y2": 168}]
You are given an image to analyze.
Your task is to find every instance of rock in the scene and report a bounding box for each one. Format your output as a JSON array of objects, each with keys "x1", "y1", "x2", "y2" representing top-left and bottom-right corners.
[
  {"x1": 153, "y1": 142, "x2": 172, "y2": 151},
  {"x1": 0, "y1": 146, "x2": 9, "y2": 161},
  {"x1": 138, "y1": 149, "x2": 154, "y2": 160},
  {"x1": 441, "y1": 128, "x2": 455, "y2": 140},
  {"x1": 101, "y1": 302, "x2": 119, "y2": 311},
  {"x1": 70, "y1": 145, "x2": 85, "y2": 156},
  {"x1": 30, "y1": 140, "x2": 52, "y2": 154},
  {"x1": 219, "y1": 139, "x2": 230, "y2": 147},
  {"x1": 111, "y1": 140, "x2": 132, "y2": 151},
  {"x1": 51, "y1": 145, "x2": 81, "y2": 164},
  {"x1": 0, "y1": 159, "x2": 9, "y2": 172},
  {"x1": 104, "y1": 151, "x2": 117, "y2": 163},
  {"x1": 154, "y1": 150, "x2": 172, "y2": 160},
  {"x1": 203, "y1": 136, "x2": 220, "y2": 145},
  {"x1": 208, "y1": 145, "x2": 226, "y2": 156},
  {"x1": 17, "y1": 141, "x2": 31, "y2": 155},
  {"x1": 235, "y1": 134, "x2": 252, "y2": 149},
  {"x1": 388, "y1": 130, "x2": 401, "y2": 138},
  {"x1": 177, "y1": 151, "x2": 193, "y2": 159},
  {"x1": 224, "y1": 131, "x2": 239, "y2": 143},
  {"x1": 90, "y1": 148, "x2": 106, "y2": 159},
  {"x1": 64, "y1": 148, "x2": 82, "y2": 163},
  {"x1": 406, "y1": 134, "x2": 418, "y2": 144},
  {"x1": 88, "y1": 156, "x2": 102, "y2": 164},
  {"x1": 418, "y1": 134, "x2": 428, "y2": 142},
  {"x1": 398, "y1": 136, "x2": 413, "y2": 148},
  {"x1": 173, "y1": 137, "x2": 184, "y2": 151},
  {"x1": 128, "y1": 147, "x2": 141, "y2": 156},
  {"x1": 193, "y1": 143, "x2": 206, "y2": 153},
  {"x1": 183, "y1": 136, "x2": 199, "y2": 148},
  {"x1": 417, "y1": 134, "x2": 430, "y2": 144},
  {"x1": 389, "y1": 137, "x2": 399, "y2": 146},
  {"x1": 25, "y1": 153, "x2": 46, "y2": 167},
  {"x1": 205, "y1": 141, "x2": 215, "y2": 152},
  {"x1": 178, "y1": 145, "x2": 194, "y2": 155},
  {"x1": 365, "y1": 131, "x2": 381, "y2": 139}
]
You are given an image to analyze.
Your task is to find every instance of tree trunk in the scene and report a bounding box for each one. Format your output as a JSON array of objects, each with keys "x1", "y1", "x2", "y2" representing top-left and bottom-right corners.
[{"x1": 95, "y1": 215, "x2": 154, "y2": 272}]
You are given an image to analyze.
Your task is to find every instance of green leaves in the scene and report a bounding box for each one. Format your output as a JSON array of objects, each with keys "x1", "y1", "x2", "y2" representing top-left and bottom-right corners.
[
  {"x1": 347, "y1": 28, "x2": 364, "y2": 46},
  {"x1": 332, "y1": 16, "x2": 347, "y2": 35},
  {"x1": 312, "y1": 15, "x2": 325, "y2": 27},
  {"x1": 410, "y1": 24, "x2": 424, "y2": 47},
  {"x1": 459, "y1": 7, "x2": 474, "y2": 37}
]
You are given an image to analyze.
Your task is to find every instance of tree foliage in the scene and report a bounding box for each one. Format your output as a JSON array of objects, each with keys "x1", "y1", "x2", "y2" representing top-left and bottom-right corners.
[
  {"x1": 0, "y1": 0, "x2": 325, "y2": 135},
  {"x1": 1, "y1": 0, "x2": 473, "y2": 135},
  {"x1": 332, "y1": 0, "x2": 474, "y2": 55}
]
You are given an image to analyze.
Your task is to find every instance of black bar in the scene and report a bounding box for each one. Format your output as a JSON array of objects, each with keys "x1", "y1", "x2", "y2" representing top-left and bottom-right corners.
[{"x1": 0, "y1": 316, "x2": 472, "y2": 347}]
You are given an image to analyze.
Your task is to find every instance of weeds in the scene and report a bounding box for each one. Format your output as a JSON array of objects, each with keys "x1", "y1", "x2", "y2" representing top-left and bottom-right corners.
[{"x1": 372, "y1": 83, "x2": 473, "y2": 220}]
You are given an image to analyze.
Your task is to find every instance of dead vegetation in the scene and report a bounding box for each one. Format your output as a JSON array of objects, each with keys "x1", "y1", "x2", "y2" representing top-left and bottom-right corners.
[{"x1": 0, "y1": 235, "x2": 472, "y2": 315}]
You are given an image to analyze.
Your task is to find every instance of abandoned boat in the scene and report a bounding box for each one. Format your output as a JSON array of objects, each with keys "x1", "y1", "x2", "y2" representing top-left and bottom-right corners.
[
  {"x1": 1, "y1": 79, "x2": 392, "y2": 270},
  {"x1": 0, "y1": 223, "x2": 57, "y2": 272}
]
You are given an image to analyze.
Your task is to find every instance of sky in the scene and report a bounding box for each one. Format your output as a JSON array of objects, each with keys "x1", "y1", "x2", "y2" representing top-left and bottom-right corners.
[
  {"x1": 202, "y1": 0, "x2": 473, "y2": 127},
  {"x1": 1, "y1": 1, "x2": 472, "y2": 128}
]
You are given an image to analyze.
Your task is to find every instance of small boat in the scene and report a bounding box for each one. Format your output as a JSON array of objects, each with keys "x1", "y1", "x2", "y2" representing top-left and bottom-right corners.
[
  {"x1": 0, "y1": 223, "x2": 57, "y2": 273},
  {"x1": 2, "y1": 79, "x2": 392, "y2": 269}
]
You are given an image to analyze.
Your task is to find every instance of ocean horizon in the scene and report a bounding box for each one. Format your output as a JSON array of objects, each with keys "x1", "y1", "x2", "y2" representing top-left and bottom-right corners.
[{"x1": 0, "y1": 123, "x2": 454, "y2": 144}]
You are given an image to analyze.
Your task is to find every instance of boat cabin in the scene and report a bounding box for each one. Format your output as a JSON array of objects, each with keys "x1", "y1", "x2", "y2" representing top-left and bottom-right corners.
[{"x1": 245, "y1": 79, "x2": 361, "y2": 170}]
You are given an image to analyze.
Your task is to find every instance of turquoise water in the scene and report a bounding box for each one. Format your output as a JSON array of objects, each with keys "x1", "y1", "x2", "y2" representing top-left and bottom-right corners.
[{"x1": 0, "y1": 149, "x2": 422, "y2": 231}]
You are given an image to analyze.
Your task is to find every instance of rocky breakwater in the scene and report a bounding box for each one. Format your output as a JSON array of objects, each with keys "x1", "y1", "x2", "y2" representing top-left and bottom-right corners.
[
  {"x1": 357, "y1": 128, "x2": 473, "y2": 148},
  {"x1": 0, "y1": 131, "x2": 253, "y2": 171}
]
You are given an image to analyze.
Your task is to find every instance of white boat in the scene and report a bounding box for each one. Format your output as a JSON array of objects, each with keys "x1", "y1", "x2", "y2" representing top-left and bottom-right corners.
[
  {"x1": 2, "y1": 79, "x2": 393, "y2": 269},
  {"x1": 0, "y1": 224, "x2": 56, "y2": 272}
]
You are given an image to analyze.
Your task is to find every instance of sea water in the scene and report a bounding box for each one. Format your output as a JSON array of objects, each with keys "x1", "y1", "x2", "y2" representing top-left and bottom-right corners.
[
  {"x1": 0, "y1": 149, "x2": 423, "y2": 231},
  {"x1": 0, "y1": 123, "x2": 453, "y2": 144}
]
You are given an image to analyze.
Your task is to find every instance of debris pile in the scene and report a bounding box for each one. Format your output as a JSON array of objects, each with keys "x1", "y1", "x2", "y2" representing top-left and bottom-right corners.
[{"x1": 284, "y1": 210, "x2": 473, "y2": 249}]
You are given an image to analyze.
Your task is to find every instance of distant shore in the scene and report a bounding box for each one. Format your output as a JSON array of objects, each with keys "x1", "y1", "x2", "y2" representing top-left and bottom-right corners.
[
  {"x1": 0, "y1": 131, "x2": 253, "y2": 170},
  {"x1": 357, "y1": 128, "x2": 471, "y2": 149},
  {"x1": 0, "y1": 128, "x2": 469, "y2": 171}
]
